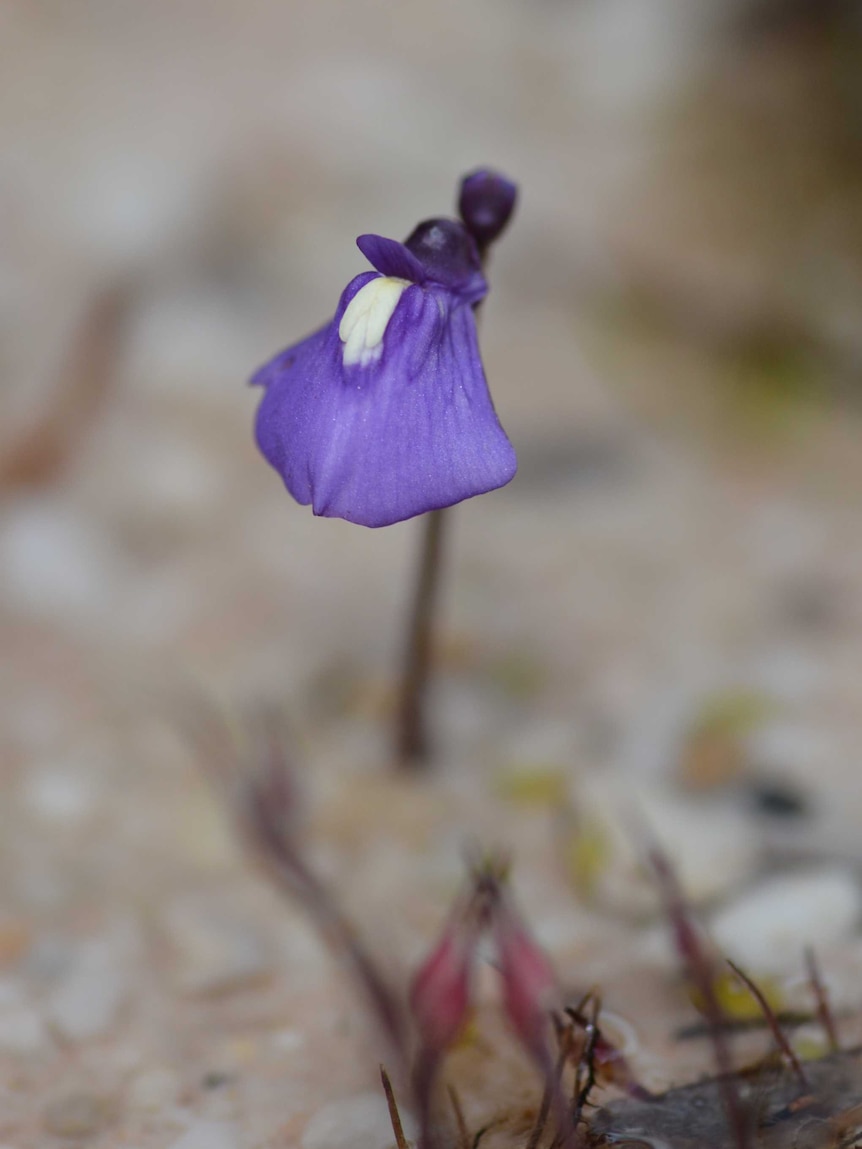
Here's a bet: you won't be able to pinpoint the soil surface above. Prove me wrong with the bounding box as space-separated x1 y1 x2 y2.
2 4 862 1147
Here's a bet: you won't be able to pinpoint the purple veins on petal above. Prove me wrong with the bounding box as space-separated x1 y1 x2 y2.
251 230 516 528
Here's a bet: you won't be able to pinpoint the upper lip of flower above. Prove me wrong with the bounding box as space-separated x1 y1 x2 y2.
356 223 487 305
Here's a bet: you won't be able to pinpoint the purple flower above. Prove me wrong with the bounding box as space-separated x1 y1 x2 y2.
252 218 517 528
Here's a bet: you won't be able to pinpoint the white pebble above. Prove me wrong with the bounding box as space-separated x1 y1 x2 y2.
44 929 134 1041
0 1006 47 1054
0 979 25 1009
168 1120 239 1149
113 432 223 522
128 1066 180 1112
574 776 758 914
0 499 119 621
749 649 825 702
21 764 96 824
66 150 201 269
711 869 861 973
746 720 829 772
269 1028 305 1054
47 964 126 1041
162 896 272 995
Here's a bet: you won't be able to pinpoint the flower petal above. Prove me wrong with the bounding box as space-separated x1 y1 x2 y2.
253 277 517 528
356 234 427 283
252 273 377 506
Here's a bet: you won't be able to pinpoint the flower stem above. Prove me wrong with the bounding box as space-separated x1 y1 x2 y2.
394 506 447 767
393 257 493 770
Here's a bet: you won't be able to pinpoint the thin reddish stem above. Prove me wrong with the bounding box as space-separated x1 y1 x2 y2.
805 946 839 1053
395 507 447 767
727 960 809 1091
381 1065 411 1149
649 847 752 1149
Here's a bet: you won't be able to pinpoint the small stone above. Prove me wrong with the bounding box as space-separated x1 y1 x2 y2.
118 432 223 524
0 979 25 1009
643 798 757 906
269 1027 305 1054
46 960 126 1042
128 1066 180 1112
0 498 119 621
162 896 272 995
25 934 77 982
750 649 825 703
0 1005 47 1054
168 1119 239 1149
215 1036 258 1071
748 777 808 819
302 1092 416 1149
44 928 134 1041
0 979 47 1054
569 776 758 915
22 763 96 825
43 1092 112 1139
711 869 861 973
174 792 240 871
747 720 827 775
201 1071 234 1091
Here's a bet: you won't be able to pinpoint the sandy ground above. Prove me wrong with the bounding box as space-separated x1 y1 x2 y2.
2 3 862 1147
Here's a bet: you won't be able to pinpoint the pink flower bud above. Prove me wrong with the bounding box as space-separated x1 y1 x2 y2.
409 899 482 1054
493 891 558 1060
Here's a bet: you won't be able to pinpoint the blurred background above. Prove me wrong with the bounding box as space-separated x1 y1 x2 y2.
2 2 862 1147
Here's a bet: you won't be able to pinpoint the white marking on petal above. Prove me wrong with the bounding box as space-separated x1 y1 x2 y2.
338 276 410 367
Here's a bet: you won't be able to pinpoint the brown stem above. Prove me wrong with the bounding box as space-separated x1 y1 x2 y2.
726 959 809 1091
413 1044 443 1149
381 1065 411 1149
448 1084 471 1149
0 281 131 490
394 506 447 767
649 847 752 1149
805 946 839 1053
191 701 408 1066
525 1026 573 1149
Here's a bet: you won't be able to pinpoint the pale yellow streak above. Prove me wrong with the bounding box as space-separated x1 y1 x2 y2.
338 276 411 367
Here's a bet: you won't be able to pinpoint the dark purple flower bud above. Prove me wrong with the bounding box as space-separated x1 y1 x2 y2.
251 228 516 528
402 218 485 297
458 169 518 252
